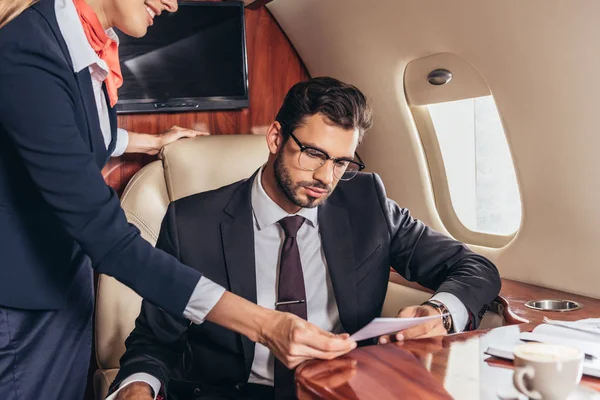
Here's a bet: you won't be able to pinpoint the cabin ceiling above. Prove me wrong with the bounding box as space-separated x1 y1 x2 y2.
267 0 600 298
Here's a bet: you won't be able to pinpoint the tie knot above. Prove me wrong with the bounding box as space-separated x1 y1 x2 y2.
278 216 305 238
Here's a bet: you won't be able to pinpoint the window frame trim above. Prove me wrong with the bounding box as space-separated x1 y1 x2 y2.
410 105 520 248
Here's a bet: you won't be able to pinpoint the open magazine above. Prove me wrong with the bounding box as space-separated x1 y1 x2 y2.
485 318 600 378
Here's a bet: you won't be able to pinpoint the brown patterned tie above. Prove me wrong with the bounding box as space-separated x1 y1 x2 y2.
274 216 306 399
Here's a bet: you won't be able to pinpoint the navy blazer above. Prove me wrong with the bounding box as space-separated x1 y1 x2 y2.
0 0 200 316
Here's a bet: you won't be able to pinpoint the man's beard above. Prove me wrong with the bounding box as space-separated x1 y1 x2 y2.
274 153 331 209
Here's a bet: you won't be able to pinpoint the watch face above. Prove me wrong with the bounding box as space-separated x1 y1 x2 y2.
443 315 452 332
422 301 452 332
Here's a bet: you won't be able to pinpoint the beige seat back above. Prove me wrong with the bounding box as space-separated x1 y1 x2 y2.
94 134 268 399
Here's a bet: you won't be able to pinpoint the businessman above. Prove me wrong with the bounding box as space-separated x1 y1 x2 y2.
108 77 501 400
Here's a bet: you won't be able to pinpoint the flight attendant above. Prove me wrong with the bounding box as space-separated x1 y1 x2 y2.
0 1 355 398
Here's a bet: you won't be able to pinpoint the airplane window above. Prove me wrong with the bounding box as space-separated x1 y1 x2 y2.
427 96 521 235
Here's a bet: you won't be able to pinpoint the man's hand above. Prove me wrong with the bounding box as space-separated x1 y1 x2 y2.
378 305 447 344
115 382 154 400
259 311 357 369
126 125 210 155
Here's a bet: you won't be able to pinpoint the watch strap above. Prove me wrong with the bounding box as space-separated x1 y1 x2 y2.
422 299 453 333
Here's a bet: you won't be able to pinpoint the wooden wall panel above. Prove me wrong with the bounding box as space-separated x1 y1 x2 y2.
102 6 309 195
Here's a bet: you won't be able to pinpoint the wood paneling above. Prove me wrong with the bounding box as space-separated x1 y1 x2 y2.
296 325 600 399
389 271 600 326
297 346 454 400
102 5 309 195
226 0 274 9
302 273 600 398
496 278 600 325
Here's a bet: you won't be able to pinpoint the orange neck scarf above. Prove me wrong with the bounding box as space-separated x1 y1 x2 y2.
73 0 123 107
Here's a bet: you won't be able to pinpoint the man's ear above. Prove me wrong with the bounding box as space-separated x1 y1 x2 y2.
265 122 283 155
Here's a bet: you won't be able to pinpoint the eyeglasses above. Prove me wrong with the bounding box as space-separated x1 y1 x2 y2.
285 129 365 181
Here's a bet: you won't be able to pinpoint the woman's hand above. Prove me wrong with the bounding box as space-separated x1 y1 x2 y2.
259 311 357 369
205 292 357 369
126 125 210 155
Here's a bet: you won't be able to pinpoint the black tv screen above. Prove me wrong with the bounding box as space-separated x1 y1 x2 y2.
115 2 248 114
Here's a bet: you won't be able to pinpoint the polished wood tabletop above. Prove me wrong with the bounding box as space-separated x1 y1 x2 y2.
296 279 600 399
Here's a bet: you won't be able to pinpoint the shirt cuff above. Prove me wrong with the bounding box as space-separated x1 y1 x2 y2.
183 276 226 324
111 128 129 157
105 373 161 400
430 292 469 333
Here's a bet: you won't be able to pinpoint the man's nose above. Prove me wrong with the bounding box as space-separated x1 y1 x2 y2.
313 160 335 186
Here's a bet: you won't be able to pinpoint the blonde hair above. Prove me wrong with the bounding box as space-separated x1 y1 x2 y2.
0 0 38 29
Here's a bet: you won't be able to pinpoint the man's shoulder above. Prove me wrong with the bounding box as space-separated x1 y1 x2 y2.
331 172 384 200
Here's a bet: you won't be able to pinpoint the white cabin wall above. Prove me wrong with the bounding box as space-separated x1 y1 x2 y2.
268 0 600 299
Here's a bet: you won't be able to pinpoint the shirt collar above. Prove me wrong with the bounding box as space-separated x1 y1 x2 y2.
251 167 319 231
54 0 119 76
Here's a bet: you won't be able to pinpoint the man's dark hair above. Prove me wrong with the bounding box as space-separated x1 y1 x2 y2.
275 77 373 143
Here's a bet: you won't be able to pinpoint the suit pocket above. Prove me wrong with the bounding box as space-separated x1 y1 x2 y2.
0 205 11 215
356 245 383 284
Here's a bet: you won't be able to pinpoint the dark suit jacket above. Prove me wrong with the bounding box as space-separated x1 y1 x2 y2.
0 0 199 315
112 172 501 399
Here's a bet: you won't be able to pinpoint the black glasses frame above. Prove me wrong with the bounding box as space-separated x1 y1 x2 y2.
285 130 366 177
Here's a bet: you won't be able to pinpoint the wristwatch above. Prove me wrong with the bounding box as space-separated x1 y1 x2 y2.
421 299 453 333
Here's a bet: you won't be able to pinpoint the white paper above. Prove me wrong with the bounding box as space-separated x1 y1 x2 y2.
542 318 600 336
520 331 600 359
533 323 600 343
350 314 447 341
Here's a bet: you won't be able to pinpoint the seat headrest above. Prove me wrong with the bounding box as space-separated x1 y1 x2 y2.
161 134 270 202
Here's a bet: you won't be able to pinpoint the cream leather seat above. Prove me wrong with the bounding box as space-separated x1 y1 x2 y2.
93 134 501 399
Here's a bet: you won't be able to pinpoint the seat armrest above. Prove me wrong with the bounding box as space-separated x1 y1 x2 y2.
94 368 119 400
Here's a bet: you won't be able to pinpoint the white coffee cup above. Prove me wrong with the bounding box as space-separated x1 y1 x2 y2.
513 343 584 400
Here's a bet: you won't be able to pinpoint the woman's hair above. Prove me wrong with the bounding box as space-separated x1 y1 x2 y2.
0 0 38 29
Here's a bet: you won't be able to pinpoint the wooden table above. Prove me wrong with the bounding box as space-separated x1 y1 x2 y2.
295 279 600 399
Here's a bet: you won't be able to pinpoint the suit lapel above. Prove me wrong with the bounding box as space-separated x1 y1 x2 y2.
33 0 108 168
319 198 359 334
76 69 108 167
104 84 118 163
221 175 258 375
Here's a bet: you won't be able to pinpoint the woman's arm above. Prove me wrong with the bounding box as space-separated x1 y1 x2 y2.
0 33 199 317
123 126 209 156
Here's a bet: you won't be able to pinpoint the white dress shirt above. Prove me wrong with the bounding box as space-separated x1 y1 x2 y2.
108 168 470 397
248 167 342 385
54 0 128 157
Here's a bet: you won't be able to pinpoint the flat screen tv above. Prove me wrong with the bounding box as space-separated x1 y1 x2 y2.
115 1 248 114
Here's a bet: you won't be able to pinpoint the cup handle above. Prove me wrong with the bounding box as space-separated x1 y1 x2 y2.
513 366 542 400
